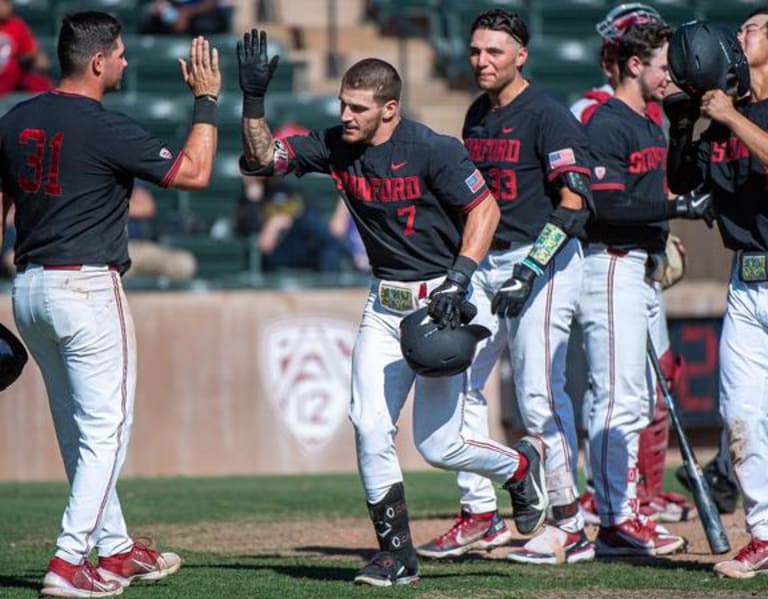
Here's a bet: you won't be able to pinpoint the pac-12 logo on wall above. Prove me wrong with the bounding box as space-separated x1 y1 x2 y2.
260 318 356 451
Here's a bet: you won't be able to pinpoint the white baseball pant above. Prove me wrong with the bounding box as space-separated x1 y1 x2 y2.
12 265 136 563
349 275 523 504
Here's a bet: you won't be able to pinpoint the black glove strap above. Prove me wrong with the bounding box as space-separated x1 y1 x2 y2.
446 255 477 289
243 95 265 119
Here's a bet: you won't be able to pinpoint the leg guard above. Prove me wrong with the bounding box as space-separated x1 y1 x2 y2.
638 350 684 499
367 483 418 564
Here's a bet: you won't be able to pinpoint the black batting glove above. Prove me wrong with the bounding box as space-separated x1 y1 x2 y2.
663 91 701 135
429 257 477 329
429 274 469 330
670 187 714 227
236 29 279 118
492 262 537 318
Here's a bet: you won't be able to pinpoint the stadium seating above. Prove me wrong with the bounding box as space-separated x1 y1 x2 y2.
525 37 604 104
159 234 255 278
13 0 55 36
700 0 762 32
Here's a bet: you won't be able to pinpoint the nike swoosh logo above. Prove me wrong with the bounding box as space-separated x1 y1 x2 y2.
391 161 407 171
502 127 515 134
690 194 710 208
500 280 524 293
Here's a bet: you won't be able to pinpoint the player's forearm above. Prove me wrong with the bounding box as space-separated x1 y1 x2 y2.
459 194 500 263
667 130 702 194
242 117 275 171
173 123 218 190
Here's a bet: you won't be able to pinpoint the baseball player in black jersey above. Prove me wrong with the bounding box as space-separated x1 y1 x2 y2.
416 9 596 565
237 29 549 587
0 12 219 598
579 21 712 557
667 9 768 578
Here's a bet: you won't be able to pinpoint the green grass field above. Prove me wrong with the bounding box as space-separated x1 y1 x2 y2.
1 471 766 598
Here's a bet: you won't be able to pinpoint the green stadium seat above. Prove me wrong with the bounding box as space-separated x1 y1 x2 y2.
645 0 697 29
158 235 252 277
101 92 188 146
525 37 604 104
54 0 141 35
183 152 242 222
368 0 441 36
535 0 607 38
292 173 340 220
13 0 54 36
700 1 760 32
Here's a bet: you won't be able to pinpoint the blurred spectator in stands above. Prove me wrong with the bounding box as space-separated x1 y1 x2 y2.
141 0 230 36
235 173 350 273
0 0 53 97
125 184 197 280
329 197 369 271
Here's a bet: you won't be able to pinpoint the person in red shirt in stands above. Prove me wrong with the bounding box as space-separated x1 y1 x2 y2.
0 0 52 96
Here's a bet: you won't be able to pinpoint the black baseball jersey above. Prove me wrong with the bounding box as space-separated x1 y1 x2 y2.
462 83 591 243
244 118 491 281
586 98 668 252
0 91 181 270
696 99 768 252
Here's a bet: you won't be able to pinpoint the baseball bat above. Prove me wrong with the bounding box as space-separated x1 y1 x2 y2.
647 334 730 555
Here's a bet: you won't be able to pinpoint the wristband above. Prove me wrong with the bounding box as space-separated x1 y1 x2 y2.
192 95 218 126
243 95 265 119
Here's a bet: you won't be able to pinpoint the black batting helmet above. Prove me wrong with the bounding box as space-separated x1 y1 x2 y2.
668 21 750 98
399 307 491 378
0 323 28 391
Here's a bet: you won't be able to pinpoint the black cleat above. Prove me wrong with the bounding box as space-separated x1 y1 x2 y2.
353 551 420 587
504 436 548 535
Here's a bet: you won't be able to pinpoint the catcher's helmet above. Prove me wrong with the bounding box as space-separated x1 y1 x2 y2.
596 3 664 41
0 323 28 391
668 21 750 98
399 307 491 378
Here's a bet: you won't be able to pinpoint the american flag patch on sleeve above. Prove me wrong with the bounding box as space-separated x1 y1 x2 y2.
465 169 485 193
548 148 576 170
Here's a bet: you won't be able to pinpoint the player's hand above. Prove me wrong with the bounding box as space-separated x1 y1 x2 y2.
491 263 537 318
672 187 714 227
237 29 279 99
178 36 221 98
428 276 469 330
701 89 738 127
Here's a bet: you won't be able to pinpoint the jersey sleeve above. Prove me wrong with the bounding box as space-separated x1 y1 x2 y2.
538 102 592 182
427 135 491 213
585 116 629 192
100 112 181 187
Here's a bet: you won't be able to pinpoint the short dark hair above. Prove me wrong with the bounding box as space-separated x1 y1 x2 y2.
341 58 401 103
471 8 530 47
616 21 673 79
58 11 122 78
746 9 768 21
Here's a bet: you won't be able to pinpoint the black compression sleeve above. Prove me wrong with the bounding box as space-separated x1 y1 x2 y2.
593 189 672 223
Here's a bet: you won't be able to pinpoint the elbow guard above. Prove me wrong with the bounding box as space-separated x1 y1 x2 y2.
239 138 289 177
559 170 595 214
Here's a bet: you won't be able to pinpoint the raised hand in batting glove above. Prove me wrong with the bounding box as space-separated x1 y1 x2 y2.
491 262 537 318
237 29 279 118
428 256 476 329
670 187 714 227
663 91 701 134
